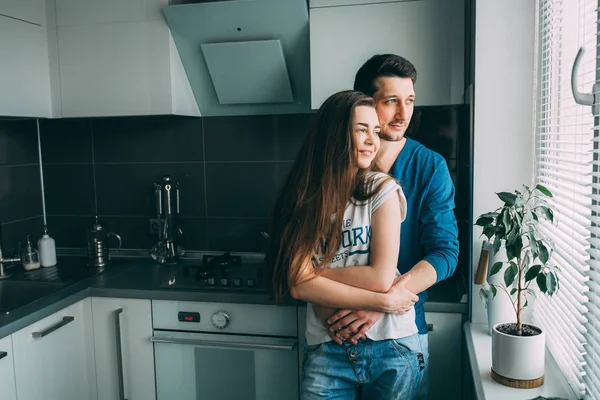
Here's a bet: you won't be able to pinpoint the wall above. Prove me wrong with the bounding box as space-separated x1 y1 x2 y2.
0 119 43 253
39 114 309 253
471 0 536 324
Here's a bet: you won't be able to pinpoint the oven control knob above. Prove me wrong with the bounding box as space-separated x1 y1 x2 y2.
211 311 230 329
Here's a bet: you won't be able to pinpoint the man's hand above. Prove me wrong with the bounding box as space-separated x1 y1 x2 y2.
384 274 419 313
327 309 385 345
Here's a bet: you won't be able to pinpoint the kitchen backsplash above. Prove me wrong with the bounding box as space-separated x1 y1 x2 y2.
0 119 44 252
1 106 469 261
39 114 310 252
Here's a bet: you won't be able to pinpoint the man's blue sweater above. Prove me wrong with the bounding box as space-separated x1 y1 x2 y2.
389 138 459 334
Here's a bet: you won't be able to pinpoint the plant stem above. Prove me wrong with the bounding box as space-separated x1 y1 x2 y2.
517 257 523 335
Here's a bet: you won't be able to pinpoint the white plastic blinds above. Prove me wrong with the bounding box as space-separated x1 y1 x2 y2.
533 0 596 397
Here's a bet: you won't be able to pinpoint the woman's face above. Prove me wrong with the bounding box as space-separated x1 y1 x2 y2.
352 105 381 169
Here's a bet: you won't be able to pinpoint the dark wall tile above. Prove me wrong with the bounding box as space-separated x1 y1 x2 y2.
99 216 155 250
1 216 44 254
95 163 205 217
39 119 93 163
206 218 266 252
0 119 39 166
203 115 277 161
44 164 95 215
205 162 287 218
274 113 312 160
93 116 204 162
177 217 207 250
46 215 91 248
0 166 43 222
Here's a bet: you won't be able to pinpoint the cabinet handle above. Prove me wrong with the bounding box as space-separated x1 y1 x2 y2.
114 308 128 400
32 316 74 338
427 324 434 332
0 351 7 361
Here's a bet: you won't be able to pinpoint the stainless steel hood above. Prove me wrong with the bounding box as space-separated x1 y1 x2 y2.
162 0 311 116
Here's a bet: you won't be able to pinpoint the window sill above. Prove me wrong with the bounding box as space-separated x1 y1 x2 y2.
464 322 578 400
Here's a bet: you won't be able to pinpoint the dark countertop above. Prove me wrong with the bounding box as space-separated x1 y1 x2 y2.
0 256 468 339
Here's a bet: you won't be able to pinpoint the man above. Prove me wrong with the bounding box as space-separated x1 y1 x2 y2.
316 54 459 399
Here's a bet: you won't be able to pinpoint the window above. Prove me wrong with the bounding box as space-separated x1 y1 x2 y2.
533 0 597 397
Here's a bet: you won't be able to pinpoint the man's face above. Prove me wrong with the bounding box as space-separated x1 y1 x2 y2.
372 77 415 142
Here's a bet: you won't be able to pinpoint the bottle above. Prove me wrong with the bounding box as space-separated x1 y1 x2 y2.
38 225 57 267
21 235 41 271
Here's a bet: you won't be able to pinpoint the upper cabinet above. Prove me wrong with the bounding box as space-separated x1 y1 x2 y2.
0 0 46 25
54 0 199 117
309 0 465 108
0 11 53 118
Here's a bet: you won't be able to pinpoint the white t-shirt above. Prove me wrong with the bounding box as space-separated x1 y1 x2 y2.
304 172 418 346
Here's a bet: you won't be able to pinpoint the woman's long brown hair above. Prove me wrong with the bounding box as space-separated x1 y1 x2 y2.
265 90 391 304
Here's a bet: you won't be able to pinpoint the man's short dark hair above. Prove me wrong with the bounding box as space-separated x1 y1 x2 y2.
353 54 417 97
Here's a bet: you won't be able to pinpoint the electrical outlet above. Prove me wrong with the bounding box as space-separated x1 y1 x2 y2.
149 218 162 234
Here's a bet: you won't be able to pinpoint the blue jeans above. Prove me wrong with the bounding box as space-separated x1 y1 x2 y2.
415 333 429 400
301 334 425 400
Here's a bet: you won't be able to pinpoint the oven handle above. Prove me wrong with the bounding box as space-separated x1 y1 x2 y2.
150 336 296 351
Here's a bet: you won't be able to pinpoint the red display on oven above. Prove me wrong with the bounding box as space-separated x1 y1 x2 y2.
178 312 200 323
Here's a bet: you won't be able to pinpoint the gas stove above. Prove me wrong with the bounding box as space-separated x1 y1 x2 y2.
159 252 268 293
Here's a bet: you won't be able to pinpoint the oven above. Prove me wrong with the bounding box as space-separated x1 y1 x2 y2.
151 300 299 400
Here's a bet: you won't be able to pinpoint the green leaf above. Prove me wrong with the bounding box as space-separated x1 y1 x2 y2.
479 288 489 306
502 209 512 233
546 272 558 295
479 212 499 219
540 206 554 223
524 298 529 308
475 216 494 227
535 184 553 198
491 284 497 298
525 265 542 282
510 288 517 296
493 239 502 255
531 212 539 222
483 225 495 239
504 262 518 287
529 232 538 255
539 242 549 264
489 261 503 277
497 192 517 205
537 272 548 293
515 196 525 207
506 234 523 260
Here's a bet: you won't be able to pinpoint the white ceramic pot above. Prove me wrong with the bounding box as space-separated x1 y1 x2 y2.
492 323 545 381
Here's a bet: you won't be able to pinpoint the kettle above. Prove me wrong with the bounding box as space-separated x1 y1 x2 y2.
87 216 122 269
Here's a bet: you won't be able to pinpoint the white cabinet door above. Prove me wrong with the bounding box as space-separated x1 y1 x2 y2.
0 0 45 26
0 335 17 400
57 19 173 117
309 0 464 108
12 299 97 400
425 312 463 400
0 15 52 117
92 297 155 400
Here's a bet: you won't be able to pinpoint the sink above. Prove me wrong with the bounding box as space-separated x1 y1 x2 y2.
0 281 65 313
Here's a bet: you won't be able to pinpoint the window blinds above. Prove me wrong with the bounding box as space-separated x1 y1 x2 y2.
533 0 596 397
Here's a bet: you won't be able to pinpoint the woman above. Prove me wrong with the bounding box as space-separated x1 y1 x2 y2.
266 90 424 399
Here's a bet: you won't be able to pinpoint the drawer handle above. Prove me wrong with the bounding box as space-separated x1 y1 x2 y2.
32 316 75 338
114 308 128 400
427 324 434 332
0 351 7 361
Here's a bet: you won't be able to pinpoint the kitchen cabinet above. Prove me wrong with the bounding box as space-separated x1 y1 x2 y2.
12 299 97 400
54 0 200 117
309 0 465 108
0 0 45 25
92 297 156 400
0 14 53 117
426 311 464 400
0 335 17 400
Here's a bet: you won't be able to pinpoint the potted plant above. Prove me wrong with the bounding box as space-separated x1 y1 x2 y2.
475 184 559 388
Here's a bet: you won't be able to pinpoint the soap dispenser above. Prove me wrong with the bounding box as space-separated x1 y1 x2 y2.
38 225 57 267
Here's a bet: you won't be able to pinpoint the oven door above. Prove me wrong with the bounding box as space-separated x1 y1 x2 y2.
152 331 299 400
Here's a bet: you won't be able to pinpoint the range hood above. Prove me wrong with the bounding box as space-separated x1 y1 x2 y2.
162 0 311 116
